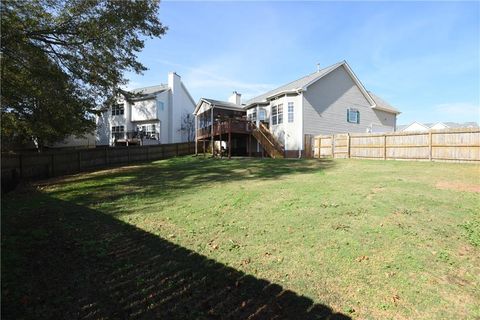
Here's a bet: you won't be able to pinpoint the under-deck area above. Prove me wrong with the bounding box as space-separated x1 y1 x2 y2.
195 100 285 159
196 119 258 158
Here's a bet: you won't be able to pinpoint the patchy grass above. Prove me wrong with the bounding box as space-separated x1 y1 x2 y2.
2 156 479 319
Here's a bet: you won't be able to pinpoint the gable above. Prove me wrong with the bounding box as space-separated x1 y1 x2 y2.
305 65 371 107
402 122 429 132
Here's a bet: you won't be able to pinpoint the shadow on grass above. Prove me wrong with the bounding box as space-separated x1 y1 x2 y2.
42 156 336 208
2 191 350 320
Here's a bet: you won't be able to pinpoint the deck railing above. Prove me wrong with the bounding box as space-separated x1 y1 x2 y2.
112 131 160 141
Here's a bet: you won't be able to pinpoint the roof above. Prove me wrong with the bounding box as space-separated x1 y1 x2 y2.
202 98 243 110
368 91 400 114
398 121 479 131
244 60 399 114
443 122 479 128
193 98 244 114
131 84 168 95
245 61 344 106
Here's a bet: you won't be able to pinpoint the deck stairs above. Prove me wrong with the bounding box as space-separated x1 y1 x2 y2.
250 122 285 159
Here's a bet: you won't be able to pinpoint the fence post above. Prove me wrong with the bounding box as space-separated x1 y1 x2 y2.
127 147 131 163
429 131 433 161
383 135 387 160
146 146 149 161
50 153 55 177
105 147 109 166
77 151 81 171
331 135 335 158
19 154 24 178
176 143 179 156
162 144 165 158
346 134 351 159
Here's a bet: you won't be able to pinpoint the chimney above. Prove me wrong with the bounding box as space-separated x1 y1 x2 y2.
316 63 321 72
228 91 241 105
168 71 181 93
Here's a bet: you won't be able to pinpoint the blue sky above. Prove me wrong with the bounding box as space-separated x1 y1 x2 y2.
126 1 480 125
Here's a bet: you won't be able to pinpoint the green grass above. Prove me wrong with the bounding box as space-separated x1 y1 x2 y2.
2 156 479 319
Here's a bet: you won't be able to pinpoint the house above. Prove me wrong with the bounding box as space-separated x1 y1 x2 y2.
193 60 400 158
47 133 96 149
397 121 479 132
96 72 196 146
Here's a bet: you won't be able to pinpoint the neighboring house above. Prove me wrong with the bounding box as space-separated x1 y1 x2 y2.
397 121 479 132
96 72 196 146
48 133 96 149
194 60 400 158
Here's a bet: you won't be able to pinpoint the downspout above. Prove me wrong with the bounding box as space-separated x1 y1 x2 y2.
299 91 303 159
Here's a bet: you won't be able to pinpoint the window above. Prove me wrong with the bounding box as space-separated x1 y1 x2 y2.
272 105 278 125
157 101 164 111
111 125 125 139
137 124 157 139
112 104 124 116
288 102 294 123
247 108 257 122
277 104 283 124
259 109 266 121
347 108 360 124
111 125 124 133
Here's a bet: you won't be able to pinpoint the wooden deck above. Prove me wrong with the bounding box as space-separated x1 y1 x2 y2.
196 119 253 140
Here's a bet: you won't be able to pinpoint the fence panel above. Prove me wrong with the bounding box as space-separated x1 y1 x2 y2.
313 128 479 163
1 142 196 187
334 134 349 159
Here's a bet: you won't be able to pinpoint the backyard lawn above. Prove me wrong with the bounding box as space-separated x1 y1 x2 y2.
2 156 479 319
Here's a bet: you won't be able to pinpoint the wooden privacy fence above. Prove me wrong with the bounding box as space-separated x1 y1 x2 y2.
311 128 480 162
1 142 196 186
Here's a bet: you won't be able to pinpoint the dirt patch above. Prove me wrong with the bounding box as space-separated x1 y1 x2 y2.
436 181 480 193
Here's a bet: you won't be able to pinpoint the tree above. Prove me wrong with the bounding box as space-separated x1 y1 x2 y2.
179 112 195 142
1 0 166 150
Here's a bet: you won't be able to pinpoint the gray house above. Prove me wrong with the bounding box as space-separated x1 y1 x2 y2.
194 60 400 158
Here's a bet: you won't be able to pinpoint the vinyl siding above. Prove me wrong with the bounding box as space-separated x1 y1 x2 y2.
302 66 396 135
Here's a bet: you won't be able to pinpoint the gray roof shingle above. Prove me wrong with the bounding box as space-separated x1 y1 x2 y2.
244 61 398 114
131 84 168 95
202 98 244 110
368 91 399 114
245 62 344 106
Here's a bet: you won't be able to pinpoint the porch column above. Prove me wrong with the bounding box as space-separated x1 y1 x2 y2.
194 113 198 155
210 107 214 156
228 118 232 159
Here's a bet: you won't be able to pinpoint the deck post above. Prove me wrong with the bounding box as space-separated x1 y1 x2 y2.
248 133 252 157
195 114 198 155
228 118 232 159
203 139 206 158
210 107 214 157
219 120 222 158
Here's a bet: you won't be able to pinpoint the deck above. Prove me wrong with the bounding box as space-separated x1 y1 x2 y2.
196 119 253 140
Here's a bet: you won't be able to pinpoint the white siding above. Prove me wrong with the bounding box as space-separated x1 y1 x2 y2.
302 66 396 135
430 123 449 130
168 73 196 143
49 133 96 149
402 122 429 132
268 94 303 151
131 99 158 121
96 111 110 146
